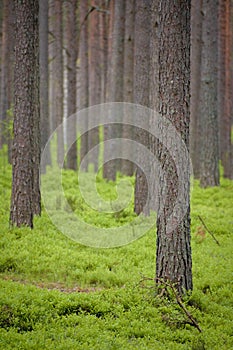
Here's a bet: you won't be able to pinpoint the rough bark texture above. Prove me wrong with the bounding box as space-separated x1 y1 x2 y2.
156 0 192 295
88 2 101 172
199 0 220 187
190 0 202 179
40 0 51 171
218 0 233 179
122 0 135 177
10 0 40 227
65 0 77 171
103 0 125 181
134 0 151 216
79 0 89 172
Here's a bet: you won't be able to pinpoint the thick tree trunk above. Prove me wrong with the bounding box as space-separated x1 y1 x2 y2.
134 0 151 216
10 0 40 227
156 0 192 295
103 0 125 181
79 0 89 172
122 0 135 177
65 0 77 171
190 0 202 179
199 0 220 187
39 0 51 171
218 0 233 179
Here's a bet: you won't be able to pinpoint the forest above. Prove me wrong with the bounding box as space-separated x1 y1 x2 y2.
0 0 233 349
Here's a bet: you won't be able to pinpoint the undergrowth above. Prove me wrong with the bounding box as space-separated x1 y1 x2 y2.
0 151 232 349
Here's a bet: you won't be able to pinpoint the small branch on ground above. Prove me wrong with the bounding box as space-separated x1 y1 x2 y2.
198 215 220 245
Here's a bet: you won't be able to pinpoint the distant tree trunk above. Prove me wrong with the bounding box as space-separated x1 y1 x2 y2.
0 0 14 152
52 0 64 167
99 0 109 103
122 0 135 177
10 0 40 227
218 0 233 179
65 0 77 171
134 0 151 216
88 2 101 172
199 0 220 187
103 0 125 181
190 0 202 179
156 0 192 296
79 0 89 172
39 0 51 171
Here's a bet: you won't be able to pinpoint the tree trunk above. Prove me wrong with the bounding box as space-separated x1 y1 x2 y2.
103 0 125 181
65 0 77 171
39 0 51 171
88 2 101 172
218 0 233 179
10 0 40 227
121 0 135 177
199 0 220 187
51 0 64 167
79 0 89 172
190 0 203 179
134 0 151 216
0 0 14 152
156 0 192 295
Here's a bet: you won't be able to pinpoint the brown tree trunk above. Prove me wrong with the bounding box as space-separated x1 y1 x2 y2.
199 0 220 187
65 0 77 171
121 0 135 177
79 0 89 172
156 0 192 295
103 0 125 181
51 0 64 167
10 0 40 227
40 0 51 171
190 0 203 179
134 0 151 216
88 2 101 172
218 0 233 179
0 0 14 152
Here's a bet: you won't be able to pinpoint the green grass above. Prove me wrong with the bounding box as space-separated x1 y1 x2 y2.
0 152 233 349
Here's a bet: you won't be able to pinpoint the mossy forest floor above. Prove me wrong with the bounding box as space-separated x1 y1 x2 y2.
0 155 233 349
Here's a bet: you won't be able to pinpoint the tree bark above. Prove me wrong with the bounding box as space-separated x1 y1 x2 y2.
190 0 203 179
218 0 233 179
79 0 89 172
88 1 101 172
156 0 192 295
199 0 220 187
65 0 78 171
10 0 40 227
39 0 51 171
134 0 151 216
122 0 135 177
103 0 125 181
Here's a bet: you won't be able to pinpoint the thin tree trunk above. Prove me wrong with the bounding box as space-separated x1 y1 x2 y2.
40 0 51 171
65 0 77 171
218 0 233 179
134 0 151 216
88 2 101 172
199 0 220 187
190 0 203 179
122 0 135 177
103 0 125 181
156 0 192 295
79 0 89 172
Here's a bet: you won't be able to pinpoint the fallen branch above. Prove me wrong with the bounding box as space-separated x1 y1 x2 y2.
198 215 220 246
